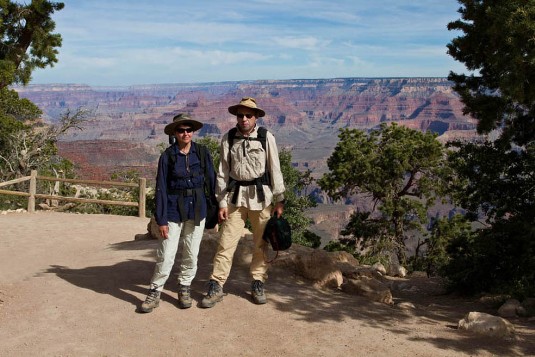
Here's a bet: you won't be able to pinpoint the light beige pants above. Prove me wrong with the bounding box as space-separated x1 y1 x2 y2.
150 219 205 290
210 205 272 286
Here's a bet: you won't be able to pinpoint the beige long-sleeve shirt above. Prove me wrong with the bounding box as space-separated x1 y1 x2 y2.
216 126 285 210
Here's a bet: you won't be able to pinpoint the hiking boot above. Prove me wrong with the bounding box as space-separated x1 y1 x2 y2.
251 280 267 305
200 280 224 308
140 288 160 313
178 284 192 309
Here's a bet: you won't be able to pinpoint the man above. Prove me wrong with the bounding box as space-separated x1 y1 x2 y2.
140 113 216 313
201 97 285 307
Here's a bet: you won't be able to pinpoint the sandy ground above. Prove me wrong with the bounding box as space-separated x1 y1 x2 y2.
0 211 534 357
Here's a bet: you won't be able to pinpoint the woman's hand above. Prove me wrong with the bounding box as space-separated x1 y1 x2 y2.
159 225 169 239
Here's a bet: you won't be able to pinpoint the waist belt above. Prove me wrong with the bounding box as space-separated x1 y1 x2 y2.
226 176 270 205
168 188 196 196
167 187 204 226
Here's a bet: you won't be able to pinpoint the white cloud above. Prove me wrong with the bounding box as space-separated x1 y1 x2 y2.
272 36 330 51
31 0 465 85
147 47 268 66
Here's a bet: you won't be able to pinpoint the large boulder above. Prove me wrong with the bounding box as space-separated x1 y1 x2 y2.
344 265 387 282
497 299 521 318
341 276 393 305
293 249 344 289
458 312 515 339
387 263 407 277
271 246 344 289
329 250 360 274
372 262 387 275
271 246 393 304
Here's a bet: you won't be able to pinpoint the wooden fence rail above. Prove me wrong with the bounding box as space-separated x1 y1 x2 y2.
0 170 147 218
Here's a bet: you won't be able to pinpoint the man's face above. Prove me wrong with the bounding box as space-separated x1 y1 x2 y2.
236 107 257 133
174 125 194 145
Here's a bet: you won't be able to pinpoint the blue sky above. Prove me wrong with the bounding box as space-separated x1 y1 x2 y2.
31 0 467 86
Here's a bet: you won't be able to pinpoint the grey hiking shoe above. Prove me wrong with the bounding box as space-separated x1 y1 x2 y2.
200 280 224 308
140 288 160 313
251 280 267 305
178 284 192 309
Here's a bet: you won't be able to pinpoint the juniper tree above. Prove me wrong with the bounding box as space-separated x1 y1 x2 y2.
319 123 448 265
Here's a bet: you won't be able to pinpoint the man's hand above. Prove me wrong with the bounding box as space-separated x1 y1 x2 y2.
272 201 284 218
219 207 228 223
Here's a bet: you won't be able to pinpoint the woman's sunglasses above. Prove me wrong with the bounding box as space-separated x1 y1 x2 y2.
176 128 194 134
237 113 254 119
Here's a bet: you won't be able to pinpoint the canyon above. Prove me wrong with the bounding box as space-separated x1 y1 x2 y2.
16 77 477 181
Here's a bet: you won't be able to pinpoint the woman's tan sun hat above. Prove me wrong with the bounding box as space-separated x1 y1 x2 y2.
164 113 203 135
228 97 265 117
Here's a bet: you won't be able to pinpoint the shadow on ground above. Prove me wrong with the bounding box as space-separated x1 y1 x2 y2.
45 235 535 357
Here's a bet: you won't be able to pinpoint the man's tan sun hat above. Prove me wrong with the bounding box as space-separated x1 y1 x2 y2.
164 113 203 135
228 97 265 117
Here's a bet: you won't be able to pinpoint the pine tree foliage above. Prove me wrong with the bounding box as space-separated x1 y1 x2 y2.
447 0 535 145
445 0 535 296
0 0 64 88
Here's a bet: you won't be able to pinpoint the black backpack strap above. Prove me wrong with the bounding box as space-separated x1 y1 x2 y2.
227 127 238 170
228 127 238 144
195 141 206 171
226 126 271 204
165 146 176 181
255 126 271 187
193 142 214 198
165 146 176 165
256 126 267 151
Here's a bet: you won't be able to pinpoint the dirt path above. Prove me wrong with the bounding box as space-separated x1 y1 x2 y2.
0 212 533 356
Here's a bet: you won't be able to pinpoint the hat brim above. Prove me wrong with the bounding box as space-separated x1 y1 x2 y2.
228 104 265 118
164 119 203 135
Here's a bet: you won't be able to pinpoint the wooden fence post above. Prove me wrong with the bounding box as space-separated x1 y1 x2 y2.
138 178 146 218
28 170 37 213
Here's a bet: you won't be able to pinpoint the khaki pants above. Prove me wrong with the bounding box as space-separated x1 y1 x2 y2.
210 205 272 286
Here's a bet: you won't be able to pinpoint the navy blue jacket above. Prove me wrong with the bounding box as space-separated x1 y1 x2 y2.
155 142 216 226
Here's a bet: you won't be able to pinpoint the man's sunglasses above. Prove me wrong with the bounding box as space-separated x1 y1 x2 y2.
176 128 194 134
237 113 254 119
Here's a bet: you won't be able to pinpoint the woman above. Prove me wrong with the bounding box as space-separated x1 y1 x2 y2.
140 113 216 312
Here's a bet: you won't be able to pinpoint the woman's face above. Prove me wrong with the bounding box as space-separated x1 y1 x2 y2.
174 125 194 145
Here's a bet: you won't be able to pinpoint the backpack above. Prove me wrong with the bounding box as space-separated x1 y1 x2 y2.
226 126 271 204
262 215 292 262
228 126 268 152
165 142 218 229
